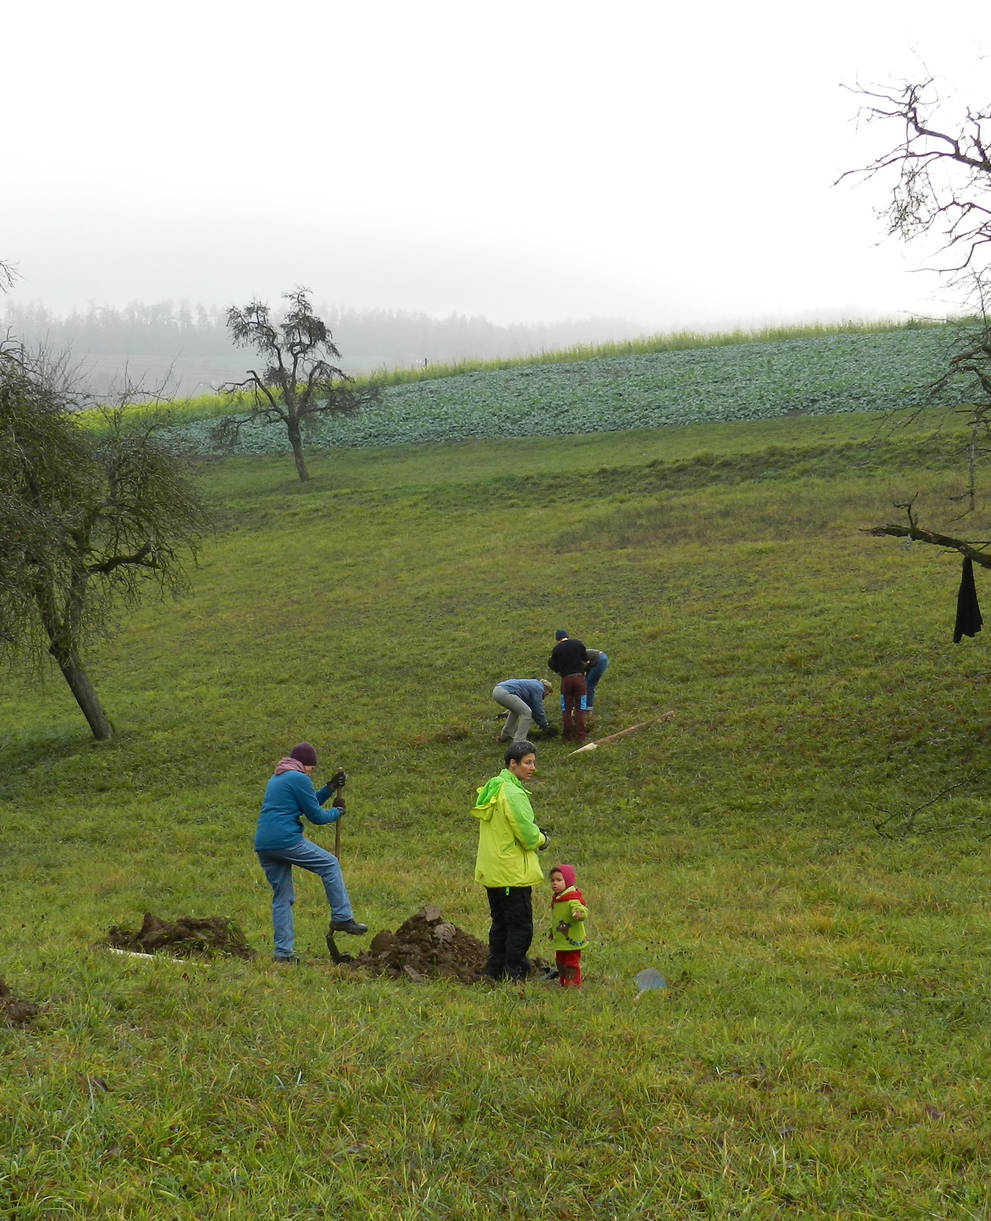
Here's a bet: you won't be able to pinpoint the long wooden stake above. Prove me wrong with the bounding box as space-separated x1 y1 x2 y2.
569 710 675 755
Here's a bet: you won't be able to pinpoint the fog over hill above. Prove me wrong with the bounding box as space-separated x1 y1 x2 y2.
1 301 646 399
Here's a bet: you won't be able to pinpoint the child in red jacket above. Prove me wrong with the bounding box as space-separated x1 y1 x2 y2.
548 864 589 988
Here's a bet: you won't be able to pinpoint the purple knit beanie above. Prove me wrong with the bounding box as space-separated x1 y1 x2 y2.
289 742 318 766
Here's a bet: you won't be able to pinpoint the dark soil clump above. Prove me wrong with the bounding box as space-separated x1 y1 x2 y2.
330 904 488 983
107 913 256 960
0 977 39 1027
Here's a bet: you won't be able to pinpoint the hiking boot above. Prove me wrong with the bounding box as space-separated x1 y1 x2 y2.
273 954 300 964
329 918 368 936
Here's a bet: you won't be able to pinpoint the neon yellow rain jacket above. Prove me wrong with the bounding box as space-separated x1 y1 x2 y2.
471 768 546 888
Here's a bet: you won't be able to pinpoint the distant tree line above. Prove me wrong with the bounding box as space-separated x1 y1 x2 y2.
3 300 231 356
0 299 643 392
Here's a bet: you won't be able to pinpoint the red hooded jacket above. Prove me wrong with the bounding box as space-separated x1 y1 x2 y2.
549 863 589 949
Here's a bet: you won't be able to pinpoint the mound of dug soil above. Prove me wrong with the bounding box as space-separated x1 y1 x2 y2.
1 977 39 1027
331 905 488 983
106 913 256 960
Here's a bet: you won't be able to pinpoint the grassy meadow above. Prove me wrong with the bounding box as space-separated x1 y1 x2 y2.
2 366 991 1217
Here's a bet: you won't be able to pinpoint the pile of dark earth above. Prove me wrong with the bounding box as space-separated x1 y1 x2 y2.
1 977 39 1026
329 905 489 982
106 913 256 959
331 905 553 984
105 906 550 982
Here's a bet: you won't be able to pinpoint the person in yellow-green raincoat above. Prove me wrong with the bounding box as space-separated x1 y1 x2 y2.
471 740 549 981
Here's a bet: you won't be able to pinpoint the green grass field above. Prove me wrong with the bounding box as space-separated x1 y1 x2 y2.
2 345 990 1218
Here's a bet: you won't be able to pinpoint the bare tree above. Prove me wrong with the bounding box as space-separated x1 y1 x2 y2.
218 287 380 481
843 78 991 281
0 339 211 739
842 76 991 564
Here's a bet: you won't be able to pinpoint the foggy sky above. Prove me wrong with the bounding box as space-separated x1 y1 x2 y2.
4 0 988 333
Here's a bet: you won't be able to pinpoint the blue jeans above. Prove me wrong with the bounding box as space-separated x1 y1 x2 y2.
585 652 608 709
257 840 353 958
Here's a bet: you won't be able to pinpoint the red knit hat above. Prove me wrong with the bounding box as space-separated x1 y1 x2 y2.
551 864 576 888
289 742 317 766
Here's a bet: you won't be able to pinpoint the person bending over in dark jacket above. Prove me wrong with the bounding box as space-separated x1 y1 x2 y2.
547 629 589 744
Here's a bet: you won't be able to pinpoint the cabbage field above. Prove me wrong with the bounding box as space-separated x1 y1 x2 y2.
161 323 972 455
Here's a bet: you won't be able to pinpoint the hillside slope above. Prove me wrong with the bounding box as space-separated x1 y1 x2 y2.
158 324 970 455
1 400 989 1219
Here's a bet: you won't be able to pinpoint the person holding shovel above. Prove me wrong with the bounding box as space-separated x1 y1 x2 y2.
254 741 367 962
471 740 549 982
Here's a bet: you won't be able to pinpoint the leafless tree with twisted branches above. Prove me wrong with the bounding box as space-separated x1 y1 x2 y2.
842 74 991 564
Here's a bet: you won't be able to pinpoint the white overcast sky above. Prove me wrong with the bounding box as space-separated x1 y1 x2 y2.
3 0 988 333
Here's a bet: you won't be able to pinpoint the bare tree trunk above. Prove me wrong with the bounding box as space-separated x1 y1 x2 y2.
291 440 309 482
287 417 309 482
33 571 115 739
50 644 115 740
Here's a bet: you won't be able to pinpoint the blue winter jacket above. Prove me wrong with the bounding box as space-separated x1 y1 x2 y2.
495 679 550 727
253 770 342 852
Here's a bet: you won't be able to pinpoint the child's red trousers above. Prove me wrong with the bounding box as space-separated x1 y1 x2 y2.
555 949 582 988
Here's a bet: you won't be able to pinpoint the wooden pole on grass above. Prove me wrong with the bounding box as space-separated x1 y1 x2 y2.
569 710 676 755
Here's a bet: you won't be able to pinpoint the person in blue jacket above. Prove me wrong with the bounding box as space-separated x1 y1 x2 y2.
493 678 558 743
254 741 368 962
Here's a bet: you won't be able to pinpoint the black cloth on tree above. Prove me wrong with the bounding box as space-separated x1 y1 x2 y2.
953 556 983 643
